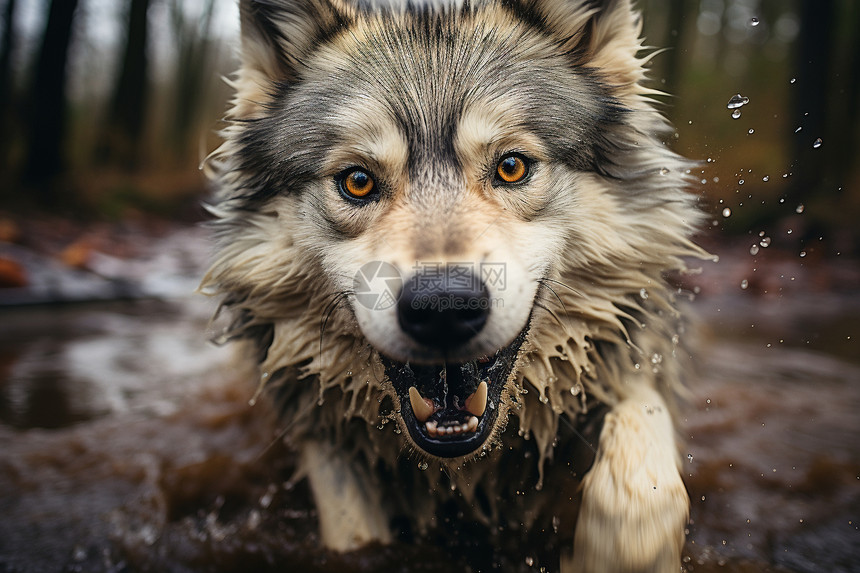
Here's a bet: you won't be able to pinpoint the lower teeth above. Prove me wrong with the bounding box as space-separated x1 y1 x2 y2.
425 416 479 437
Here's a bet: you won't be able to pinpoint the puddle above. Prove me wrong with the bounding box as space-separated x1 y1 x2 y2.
0 298 227 429
0 237 858 572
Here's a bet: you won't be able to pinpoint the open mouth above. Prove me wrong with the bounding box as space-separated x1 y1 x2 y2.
381 329 529 458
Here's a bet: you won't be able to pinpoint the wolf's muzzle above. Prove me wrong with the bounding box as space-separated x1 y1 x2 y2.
397 268 490 349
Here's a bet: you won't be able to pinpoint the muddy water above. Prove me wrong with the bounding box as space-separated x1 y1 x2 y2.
0 253 858 572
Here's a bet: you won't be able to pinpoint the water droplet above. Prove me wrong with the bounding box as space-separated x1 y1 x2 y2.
640 288 649 299
812 137 823 148
760 237 772 248
762 175 769 182
748 129 755 134
688 453 694 463
799 251 807 258
790 78 796 84
740 279 749 289
794 126 802 133
650 353 663 364
722 207 732 218
796 203 805 213
751 17 760 26
739 179 745 185
749 244 760 255
727 94 750 109
659 167 669 175
418 461 428 470
731 109 742 119
525 556 535 567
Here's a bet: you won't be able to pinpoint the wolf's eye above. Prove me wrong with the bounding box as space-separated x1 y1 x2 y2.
495 154 529 184
339 168 376 199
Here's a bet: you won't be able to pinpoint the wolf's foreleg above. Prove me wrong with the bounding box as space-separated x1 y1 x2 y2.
300 441 393 551
563 385 688 573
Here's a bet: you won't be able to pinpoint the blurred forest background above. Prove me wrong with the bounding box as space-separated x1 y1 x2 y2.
0 0 858 252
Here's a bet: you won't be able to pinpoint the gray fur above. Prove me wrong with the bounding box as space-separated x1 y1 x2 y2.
202 0 708 569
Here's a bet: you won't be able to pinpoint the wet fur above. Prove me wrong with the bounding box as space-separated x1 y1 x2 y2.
202 0 707 570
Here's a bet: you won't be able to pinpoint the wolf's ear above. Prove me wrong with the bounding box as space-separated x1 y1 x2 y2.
534 0 646 88
238 0 350 81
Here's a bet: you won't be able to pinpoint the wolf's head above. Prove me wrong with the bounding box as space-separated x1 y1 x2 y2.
204 0 703 462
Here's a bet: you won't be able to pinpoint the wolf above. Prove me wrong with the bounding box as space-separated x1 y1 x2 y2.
202 0 706 570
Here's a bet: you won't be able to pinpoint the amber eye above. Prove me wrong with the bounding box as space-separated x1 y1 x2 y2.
340 168 376 199
496 154 528 183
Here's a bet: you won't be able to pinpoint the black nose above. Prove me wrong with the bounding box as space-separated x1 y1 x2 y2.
397 268 490 349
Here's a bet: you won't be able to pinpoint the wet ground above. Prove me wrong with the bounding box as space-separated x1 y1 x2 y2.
0 227 858 573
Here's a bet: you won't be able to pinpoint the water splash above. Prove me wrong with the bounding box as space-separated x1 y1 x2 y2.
727 94 750 109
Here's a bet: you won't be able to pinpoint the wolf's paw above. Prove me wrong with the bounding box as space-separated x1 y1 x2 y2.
300 442 393 551
564 386 688 573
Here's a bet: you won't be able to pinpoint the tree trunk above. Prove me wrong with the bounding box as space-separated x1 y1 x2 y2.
169 0 216 162
97 0 151 169
22 0 79 200
0 0 18 173
782 0 836 243
660 0 689 100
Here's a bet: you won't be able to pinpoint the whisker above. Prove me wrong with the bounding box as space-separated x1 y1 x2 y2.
559 414 597 455
534 301 565 328
319 291 352 356
254 397 319 462
541 277 585 298
538 279 567 314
